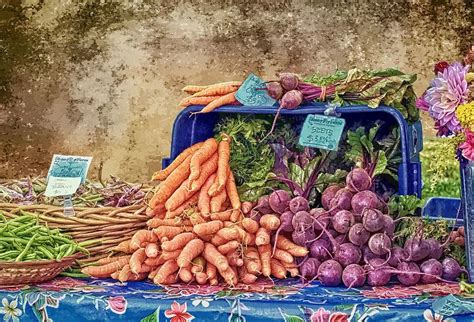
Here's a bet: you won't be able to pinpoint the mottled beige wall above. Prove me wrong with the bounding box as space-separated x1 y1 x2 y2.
0 0 472 181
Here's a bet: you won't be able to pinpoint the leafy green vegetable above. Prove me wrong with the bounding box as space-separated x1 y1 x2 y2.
304 69 348 86
388 195 423 218
315 169 347 193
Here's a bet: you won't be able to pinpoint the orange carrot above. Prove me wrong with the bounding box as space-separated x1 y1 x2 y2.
217 240 240 254
211 234 228 245
247 233 256 246
230 209 242 223
195 271 208 285
270 259 287 279
97 255 131 265
275 236 309 257
151 142 204 181
210 188 227 213
82 257 131 278
202 243 229 273
189 153 219 192
242 218 259 234
216 226 240 241
165 193 199 219
273 249 294 264
227 250 244 267
189 138 218 184
180 95 221 108
286 266 299 277
209 277 218 286
153 226 189 239
144 256 165 267
153 259 179 284
189 212 206 226
239 266 258 284
182 85 208 94
146 204 166 218
161 232 195 252
244 247 261 275
190 256 206 274
145 243 160 258
147 217 188 228
258 244 272 277
161 249 182 261
206 262 217 280
255 227 271 246
192 82 241 97
221 266 238 286
193 92 237 114
260 214 281 231
198 174 216 215
177 239 205 268
165 179 191 211
110 271 120 279
193 220 224 237
131 230 158 250
209 138 231 196
148 268 159 279
161 273 178 285
150 154 192 207
179 265 194 283
210 210 232 221
114 240 133 254
130 248 147 274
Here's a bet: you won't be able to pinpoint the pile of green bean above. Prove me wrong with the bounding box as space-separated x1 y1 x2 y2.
0 213 88 262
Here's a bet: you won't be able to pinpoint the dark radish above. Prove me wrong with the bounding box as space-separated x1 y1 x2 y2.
342 264 366 288
300 258 321 280
335 234 348 245
266 81 284 100
420 259 443 284
317 259 343 286
381 215 395 237
269 190 291 214
368 233 391 256
348 223 370 246
366 258 392 286
351 190 379 214
396 262 421 286
334 243 362 267
362 208 384 232
255 195 273 214
425 238 443 260
442 257 462 281
310 239 333 261
320 228 338 241
346 168 372 192
289 196 309 214
278 72 299 91
292 211 313 231
265 90 304 138
404 238 430 262
330 188 353 211
332 210 355 234
362 245 380 263
321 185 341 210
292 228 316 247
310 208 330 230
387 246 408 267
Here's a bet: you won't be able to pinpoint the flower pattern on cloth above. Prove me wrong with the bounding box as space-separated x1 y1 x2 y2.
165 301 194 322
107 296 127 315
423 309 455 322
0 298 22 322
191 297 213 308
361 283 461 299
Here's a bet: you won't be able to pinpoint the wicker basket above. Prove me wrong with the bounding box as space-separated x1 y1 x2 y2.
0 203 150 265
0 255 79 287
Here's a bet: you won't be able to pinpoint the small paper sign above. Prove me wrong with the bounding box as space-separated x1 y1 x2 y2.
44 155 92 197
298 114 345 150
235 73 276 106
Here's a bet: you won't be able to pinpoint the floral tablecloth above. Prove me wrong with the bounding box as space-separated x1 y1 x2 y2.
0 278 473 322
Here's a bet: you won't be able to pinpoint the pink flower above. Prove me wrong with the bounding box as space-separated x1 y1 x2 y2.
36 277 87 291
310 308 330 322
165 301 194 322
460 129 474 161
416 94 429 111
425 62 469 133
423 309 446 322
434 61 449 74
107 296 127 315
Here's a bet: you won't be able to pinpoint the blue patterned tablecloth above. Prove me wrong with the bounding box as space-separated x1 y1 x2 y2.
0 278 473 322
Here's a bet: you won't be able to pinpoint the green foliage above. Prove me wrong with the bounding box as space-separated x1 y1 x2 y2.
388 195 423 218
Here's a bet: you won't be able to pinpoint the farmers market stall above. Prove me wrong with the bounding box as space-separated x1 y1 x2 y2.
1 58 474 322
1 277 473 321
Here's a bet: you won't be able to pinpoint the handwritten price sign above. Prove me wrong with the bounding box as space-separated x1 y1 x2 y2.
299 114 345 151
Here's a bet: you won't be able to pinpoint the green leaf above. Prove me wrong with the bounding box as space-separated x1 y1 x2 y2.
289 163 305 189
141 308 160 322
388 195 422 217
282 314 304 322
373 151 387 177
316 169 348 192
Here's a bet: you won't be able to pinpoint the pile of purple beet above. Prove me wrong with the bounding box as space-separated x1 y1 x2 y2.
244 167 464 288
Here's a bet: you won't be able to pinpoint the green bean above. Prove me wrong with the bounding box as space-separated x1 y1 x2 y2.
38 246 55 259
15 233 38 261
11 222 36 234
59 271 88 278
0 250 20 259
78 239 101 247
64 244 76 257
51 235 74 244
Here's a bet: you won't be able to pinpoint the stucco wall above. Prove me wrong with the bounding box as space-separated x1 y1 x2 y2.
0 0 472 181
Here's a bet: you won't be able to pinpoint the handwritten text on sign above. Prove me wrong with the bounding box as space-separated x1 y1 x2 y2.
44 155 92 197
298 114 345 151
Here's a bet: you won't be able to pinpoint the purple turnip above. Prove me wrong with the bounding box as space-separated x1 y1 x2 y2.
334 243 362 267
300 258 321 280
332 210 355 234
442 257 462 281
292 228 316 247
381 215 395 237
404 238 430 262
342 264 366 288
310 239 333 261
335 234 348 245
278 72 299 91
321 185 341 210
362 245 380 263
368 233 391 256
348 223 370 246
310 208 330 230
366 258 392 286
396 262 421 286
351 190 379 214
362 208 384 232
269 190 291 214
425 238 443 260
292 211 313 231
346 168 372 192
329 188 353 211
317 259 343 286
266 81 284 100
387 246 408 267
255 195 273 214
420 259 443 284
289 196 309 214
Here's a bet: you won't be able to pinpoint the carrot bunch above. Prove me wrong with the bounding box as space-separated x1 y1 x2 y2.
179 81 242 114
82 138 309 286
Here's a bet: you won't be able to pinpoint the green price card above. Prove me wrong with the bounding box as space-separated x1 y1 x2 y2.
298 114 345 150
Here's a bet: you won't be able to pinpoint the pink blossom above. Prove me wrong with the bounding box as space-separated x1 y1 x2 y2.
165 301 194 322
460 130 474 161
107 296 127 315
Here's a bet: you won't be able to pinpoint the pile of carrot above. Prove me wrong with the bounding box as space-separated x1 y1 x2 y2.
179 81 242 114
82 137 308 286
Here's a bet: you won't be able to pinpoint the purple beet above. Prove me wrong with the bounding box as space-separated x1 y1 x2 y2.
266 81 284 100
329 188 353 211
280 90 303 110
321 185 342 210
346 168 372 192
351 190 379 214
279 72 299 91
420 259 443 284
342 264 366 288
289 196 309 214
310 239 333 261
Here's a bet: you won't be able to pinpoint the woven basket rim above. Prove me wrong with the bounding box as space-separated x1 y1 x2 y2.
0 254 80 268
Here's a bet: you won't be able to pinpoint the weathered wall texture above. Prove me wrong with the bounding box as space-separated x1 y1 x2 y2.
0 0 472 180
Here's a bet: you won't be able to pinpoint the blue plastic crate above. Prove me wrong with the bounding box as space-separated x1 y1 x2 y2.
460 161 473 281
422 197 463 225
163 103 423 197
